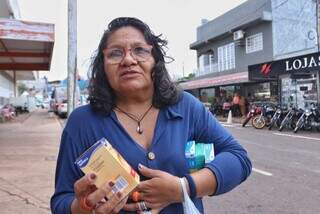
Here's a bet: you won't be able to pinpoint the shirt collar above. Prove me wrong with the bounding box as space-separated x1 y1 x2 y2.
165 105 183 120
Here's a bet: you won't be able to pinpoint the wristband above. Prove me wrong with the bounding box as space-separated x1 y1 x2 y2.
183 174 196 198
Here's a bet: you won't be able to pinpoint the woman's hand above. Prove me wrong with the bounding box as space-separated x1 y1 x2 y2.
71 173 128 214
123 164 182 212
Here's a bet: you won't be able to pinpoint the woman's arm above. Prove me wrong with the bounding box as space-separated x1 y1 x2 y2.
191 96 252 196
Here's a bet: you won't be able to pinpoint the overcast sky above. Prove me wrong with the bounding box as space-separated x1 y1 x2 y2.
17 0 246 81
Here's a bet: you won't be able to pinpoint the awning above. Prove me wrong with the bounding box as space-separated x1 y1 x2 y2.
0 18 54 80
179 71 249 90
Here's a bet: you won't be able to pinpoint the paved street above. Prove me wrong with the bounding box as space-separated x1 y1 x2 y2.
0 109 61 214
203 122 320 214
1 111 320 213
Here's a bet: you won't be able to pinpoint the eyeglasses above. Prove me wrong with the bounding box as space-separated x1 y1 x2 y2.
103 44 153 64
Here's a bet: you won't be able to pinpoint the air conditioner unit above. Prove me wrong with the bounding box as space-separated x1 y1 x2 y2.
233 30 245 40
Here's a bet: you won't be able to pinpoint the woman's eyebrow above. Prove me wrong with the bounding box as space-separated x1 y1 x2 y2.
106 42 149 49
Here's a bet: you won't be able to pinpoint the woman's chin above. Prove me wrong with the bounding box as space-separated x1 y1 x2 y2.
119 83 146 93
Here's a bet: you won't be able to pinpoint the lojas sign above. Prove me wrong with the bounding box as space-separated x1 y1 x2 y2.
248 52 320 80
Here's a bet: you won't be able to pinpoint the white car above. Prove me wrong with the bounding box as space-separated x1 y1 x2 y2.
57 101 68 118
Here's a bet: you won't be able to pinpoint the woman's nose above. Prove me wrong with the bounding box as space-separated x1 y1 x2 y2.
120 51 137 66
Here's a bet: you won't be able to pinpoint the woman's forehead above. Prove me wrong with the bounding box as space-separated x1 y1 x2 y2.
106 26 147 47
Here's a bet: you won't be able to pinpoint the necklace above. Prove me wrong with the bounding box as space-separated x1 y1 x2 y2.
115 105 153 134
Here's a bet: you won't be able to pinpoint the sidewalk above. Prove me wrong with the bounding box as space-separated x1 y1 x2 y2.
0 109 62 214
215 115 244 124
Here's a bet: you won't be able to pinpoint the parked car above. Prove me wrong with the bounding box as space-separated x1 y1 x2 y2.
57 100 68 118
41 99 51 109
51 86 80 118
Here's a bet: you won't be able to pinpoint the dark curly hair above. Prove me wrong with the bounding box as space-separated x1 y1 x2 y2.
88 17 181 115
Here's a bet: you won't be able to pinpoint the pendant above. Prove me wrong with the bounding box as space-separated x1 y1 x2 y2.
136 125 143 134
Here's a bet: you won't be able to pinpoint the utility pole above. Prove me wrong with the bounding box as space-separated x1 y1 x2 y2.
317 0 320 51
67 0 77 117
182 61 185 78
317 0 320 104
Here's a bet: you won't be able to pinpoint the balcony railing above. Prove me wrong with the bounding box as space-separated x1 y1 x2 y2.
195 63 219 77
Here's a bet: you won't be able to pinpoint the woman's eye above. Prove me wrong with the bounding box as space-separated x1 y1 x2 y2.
134 47 149 54
108 49 123 57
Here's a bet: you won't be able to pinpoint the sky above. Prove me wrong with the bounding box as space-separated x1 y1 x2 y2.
17 0 247 81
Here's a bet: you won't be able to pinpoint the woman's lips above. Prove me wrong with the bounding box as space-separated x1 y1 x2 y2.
120 70 140 77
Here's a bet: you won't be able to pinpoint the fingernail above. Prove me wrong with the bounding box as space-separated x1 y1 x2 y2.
116 191 122 198
138 163 144 169
109 181 114 187
90 173 96 180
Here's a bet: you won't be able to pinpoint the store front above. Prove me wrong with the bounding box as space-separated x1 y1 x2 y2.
0 18 54 97
180 71 249 100
249 51 320 109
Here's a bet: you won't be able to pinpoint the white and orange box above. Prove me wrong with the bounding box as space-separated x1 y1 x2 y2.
75 138 140 198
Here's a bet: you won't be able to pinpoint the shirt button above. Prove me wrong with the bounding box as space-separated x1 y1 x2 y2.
148 152 155 160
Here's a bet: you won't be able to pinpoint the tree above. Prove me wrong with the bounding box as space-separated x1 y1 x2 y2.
187 73 195 79
17 83 28 96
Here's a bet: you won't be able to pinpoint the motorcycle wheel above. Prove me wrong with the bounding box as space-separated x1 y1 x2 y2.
242 117 251 127
278 118 287 131
293 125 300 133
304 118 312 131
293 118 303 133
290 117 298 130
252 116 266 129
268 119 275 130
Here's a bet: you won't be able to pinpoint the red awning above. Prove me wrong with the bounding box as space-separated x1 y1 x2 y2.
0 18 54 78
179 71 249 90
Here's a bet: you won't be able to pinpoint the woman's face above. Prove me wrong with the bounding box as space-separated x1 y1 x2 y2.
103 26 155 95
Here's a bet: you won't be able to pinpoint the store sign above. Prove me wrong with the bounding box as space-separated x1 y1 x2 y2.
248 52 320 80
285 55 320 72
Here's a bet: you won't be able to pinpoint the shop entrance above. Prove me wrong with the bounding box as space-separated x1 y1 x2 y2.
280 72 318 109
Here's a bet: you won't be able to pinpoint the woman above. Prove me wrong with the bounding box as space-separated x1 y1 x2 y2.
51 17 252 214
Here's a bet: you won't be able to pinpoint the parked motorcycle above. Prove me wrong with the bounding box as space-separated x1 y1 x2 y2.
294 106 320 133
268 106 287 130
278 107 302 131
252 104 276 129
0 104 16 122
242 104 261 127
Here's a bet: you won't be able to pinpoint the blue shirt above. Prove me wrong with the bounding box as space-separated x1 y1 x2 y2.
51 92 252 214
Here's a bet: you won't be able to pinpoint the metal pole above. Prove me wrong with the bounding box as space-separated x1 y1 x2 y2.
13 71 16 97
182 62 185 78
317 0 320 104
317 0 320 51
67 0 77 117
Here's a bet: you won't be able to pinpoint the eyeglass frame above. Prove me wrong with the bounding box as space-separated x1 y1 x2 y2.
103 44 153 65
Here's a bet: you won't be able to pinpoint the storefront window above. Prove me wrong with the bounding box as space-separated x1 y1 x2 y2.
200 88 215 103
281 73 318 109
219 86 235 101
245 82 272 102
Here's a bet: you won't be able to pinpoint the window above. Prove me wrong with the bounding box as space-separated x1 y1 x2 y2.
218 43 235 71
246 33 263 53
198 52 216 76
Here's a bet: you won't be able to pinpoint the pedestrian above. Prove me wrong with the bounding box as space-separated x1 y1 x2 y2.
232 92 241 116
51 17 252 214
239 95 247 117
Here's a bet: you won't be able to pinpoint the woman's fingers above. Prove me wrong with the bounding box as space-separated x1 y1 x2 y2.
74 173 96 196
112 195 128 213
95 191 123 213
86 181 114 207
122 202 139 212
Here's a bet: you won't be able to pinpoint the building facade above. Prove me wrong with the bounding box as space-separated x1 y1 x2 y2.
0 0 55 107
181 0 318 108
0 0 20 105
